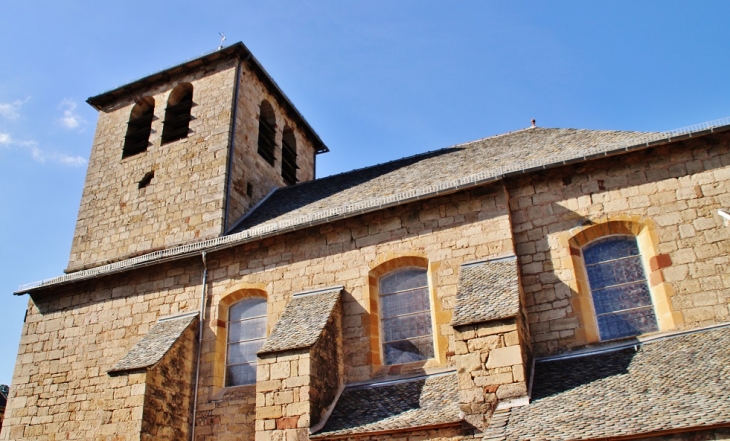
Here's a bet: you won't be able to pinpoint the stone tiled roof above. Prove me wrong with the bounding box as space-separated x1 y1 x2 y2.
108 313 198 373
451 256 519 327
258 288 341 355
490 325 730 440
231 128 652 233
313 372 461 438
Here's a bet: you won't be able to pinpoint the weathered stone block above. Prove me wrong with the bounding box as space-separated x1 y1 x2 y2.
486 346 522 369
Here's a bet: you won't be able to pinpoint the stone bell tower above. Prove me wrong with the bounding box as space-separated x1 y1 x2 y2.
67 43 328 273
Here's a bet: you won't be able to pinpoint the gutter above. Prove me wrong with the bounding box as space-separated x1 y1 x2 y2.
15 118 730 295
308 422 463 440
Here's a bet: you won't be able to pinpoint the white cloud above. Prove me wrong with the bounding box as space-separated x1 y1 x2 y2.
0 132 34 147
0 131 86 166
58 99 86 129
0 98 28 119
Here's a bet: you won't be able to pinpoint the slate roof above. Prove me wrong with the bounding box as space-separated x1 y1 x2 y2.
258 288 341 355
24 120 730 295
452 256 519 327
489 325 730 440
231 128 653 233
109 313 197 373
313 372 461 438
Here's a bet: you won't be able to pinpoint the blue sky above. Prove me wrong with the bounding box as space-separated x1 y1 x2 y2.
1 1 729 386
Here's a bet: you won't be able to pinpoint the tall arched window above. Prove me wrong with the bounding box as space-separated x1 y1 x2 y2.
583 236 658 341
257 100 276 165
226 297 267 386
379 268 434 365
122 96 154 158
161 83 193 145
281 127 298 185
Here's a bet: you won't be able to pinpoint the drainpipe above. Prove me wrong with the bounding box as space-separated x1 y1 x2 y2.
191 251 208 441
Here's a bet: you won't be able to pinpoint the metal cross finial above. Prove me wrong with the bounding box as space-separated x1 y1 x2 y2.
218 32 226 50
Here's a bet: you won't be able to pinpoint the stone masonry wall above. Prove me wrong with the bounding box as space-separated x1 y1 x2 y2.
309 301 343 428
2 259 203 440
454 319 529 431
9 132 730 441
201 182 513 382
194 183 513 439
140 318 197 440
508 133 730 356
193 385 256 441
225 61 318 231
67 59 238 272
255 350 312 441
5 180 514 440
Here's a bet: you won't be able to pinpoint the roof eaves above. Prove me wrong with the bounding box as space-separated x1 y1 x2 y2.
15 118 730 295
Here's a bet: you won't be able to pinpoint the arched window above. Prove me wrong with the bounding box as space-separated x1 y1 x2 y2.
281 127 298 185
379 268 434 365
161 83 193 145
122 96 154 158
226 297 267 386
583 236 658 341
257 100 276 165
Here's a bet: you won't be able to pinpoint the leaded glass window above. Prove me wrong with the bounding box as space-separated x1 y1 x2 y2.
379 268 434 365
583 236 658 341
226 298 267 386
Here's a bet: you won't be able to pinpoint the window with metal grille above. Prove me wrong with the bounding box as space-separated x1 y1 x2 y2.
257 100 276 165
161 83 193 145
122 96 154 158
583 236 658 341
281 127 298 185
379 268 434 365
226 297 267 386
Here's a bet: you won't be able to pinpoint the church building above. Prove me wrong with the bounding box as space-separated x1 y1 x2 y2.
3 42 730 441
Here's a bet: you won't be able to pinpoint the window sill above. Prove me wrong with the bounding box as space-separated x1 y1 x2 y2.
372 358 447 380
210 383 256 401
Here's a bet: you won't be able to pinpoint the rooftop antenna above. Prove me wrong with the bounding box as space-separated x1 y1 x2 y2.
218 32 226 50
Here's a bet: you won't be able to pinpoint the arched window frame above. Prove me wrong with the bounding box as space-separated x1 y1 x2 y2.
281 126 298 185
565 218 680 344
225 297 267 386
161 83 194 145
122 96 154 158
367 256 448 371
257 100 277 166
212 286 269 391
